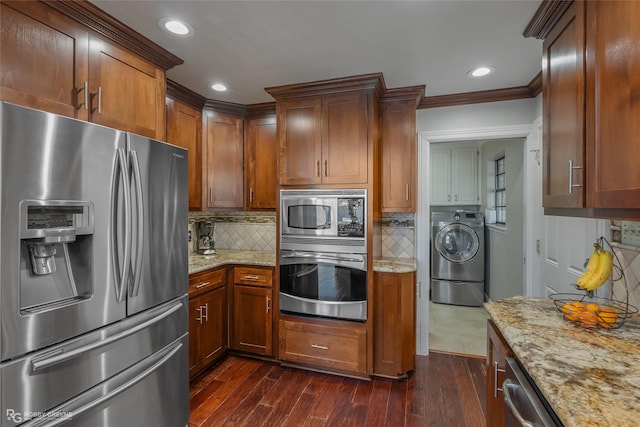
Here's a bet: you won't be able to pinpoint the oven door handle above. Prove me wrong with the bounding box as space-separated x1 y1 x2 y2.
281 253 362 263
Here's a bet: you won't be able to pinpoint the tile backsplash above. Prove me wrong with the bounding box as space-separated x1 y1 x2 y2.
189 212 276 252
188 211 416 258
610 221 640 310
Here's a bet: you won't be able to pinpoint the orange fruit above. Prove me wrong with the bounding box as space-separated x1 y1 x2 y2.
579 310 599 327
561 303 581 322
598 308 618 329
585 303 600 312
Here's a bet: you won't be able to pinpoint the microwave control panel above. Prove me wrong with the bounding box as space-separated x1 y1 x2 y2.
337 197 365 238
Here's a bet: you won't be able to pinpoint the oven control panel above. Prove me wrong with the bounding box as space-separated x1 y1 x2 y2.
337 197 364 238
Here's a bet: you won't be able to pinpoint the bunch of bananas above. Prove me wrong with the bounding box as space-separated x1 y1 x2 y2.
576 243 613 292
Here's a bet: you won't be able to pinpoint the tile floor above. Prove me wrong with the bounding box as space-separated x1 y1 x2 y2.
428 301 489 357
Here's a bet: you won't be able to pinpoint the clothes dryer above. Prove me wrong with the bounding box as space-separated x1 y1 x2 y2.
431 211 485 306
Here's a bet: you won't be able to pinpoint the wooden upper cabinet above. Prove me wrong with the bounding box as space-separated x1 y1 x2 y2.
321 92 368 185
0 1 181 141
166 95 203 210
1 1 89 120
267 74 383 187
88 37 166 139
203 109 244 209
542 0 586 209
278 93 368 185
245 114 277 210
380 96 420 212
278 98 323 185
586 0 640 209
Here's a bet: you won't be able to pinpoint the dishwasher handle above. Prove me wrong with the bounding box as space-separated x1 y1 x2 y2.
503 379 535 427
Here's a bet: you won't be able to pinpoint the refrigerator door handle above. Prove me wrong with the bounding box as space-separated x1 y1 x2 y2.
31 300 184 372
111 148 132 302
129 149 144 297
25 341 183 427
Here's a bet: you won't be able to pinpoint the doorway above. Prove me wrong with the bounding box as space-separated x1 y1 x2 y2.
416 124 536 355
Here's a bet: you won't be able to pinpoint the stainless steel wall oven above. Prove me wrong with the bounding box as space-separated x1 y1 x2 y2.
279 189 367 321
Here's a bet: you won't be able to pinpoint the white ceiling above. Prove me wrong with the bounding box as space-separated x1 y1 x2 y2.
91 0 543 105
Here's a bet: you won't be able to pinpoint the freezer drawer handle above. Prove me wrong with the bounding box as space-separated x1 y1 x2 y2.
26 341 183 427
30 301 183 372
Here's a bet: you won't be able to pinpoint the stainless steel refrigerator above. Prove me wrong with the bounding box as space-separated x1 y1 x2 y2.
0 103 189 426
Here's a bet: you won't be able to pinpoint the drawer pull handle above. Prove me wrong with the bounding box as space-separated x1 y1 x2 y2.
266 296 270 313
493 361 505 398
311 344 328 350
243 275 260 281
196 281 210 289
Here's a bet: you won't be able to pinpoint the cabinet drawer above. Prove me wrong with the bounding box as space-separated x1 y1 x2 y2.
189 268 225 297
279 319 367 374
234 266 272 287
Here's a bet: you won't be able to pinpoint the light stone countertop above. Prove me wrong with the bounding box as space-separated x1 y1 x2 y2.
485 296 640 427
189 250 416 275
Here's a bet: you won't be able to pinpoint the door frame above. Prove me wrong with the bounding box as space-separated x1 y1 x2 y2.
416 123 535 355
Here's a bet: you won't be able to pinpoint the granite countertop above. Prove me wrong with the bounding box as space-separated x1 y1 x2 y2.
189 250 416 275
485 296 640 427
372 257 417 273
189 249 276 274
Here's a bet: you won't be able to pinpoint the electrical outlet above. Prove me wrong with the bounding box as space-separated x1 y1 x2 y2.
621 221 640 247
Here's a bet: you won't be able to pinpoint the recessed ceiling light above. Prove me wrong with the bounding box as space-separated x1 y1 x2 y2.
468 66 495 78
211 83 228 92
159 18 194 37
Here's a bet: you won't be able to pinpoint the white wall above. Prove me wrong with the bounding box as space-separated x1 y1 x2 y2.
417 98 538 132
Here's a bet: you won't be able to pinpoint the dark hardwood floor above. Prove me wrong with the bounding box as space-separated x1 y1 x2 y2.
189 351 487 427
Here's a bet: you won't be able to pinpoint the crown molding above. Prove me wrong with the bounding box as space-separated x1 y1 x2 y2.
523 0 573 40
44 0 183 70
265 73 385 100
204 99 247 116
167 80 206 109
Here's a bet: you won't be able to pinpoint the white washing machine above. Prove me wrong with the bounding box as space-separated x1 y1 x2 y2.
431 211 485 306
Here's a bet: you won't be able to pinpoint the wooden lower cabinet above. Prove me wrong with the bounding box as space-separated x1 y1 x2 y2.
373 271 415 377
279 317 367 375
189 268 227 378
231 266 274 356
486 319 514 427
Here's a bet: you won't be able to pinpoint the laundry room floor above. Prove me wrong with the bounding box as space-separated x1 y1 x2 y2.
429 301 489 357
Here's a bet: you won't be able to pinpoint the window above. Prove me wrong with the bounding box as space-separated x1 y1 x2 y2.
495 156 506 224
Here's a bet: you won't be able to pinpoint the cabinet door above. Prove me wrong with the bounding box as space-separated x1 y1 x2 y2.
486 320 514 427
373 272 415 377
200 286 227 367
246 116 277 210
203 110 244 209
232 285 272 355
166 97 202 210
586 1 640 208
278 98 322 185
430 149 452 205
1 1 89 120
381 101 416 212
453 147 479 205
321 92 369 184
542 1 586 208
188 296 202 377
88 36 165 139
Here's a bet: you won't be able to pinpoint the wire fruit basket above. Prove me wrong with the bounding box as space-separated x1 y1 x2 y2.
550 237 638 330
550 293 637 329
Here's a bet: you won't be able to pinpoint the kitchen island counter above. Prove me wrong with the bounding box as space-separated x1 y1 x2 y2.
485 296 640 427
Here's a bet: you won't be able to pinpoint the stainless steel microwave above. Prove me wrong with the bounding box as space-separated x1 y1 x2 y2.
280 189 366 253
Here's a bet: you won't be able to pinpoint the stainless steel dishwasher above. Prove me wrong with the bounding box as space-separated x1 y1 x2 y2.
503 357 563 427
